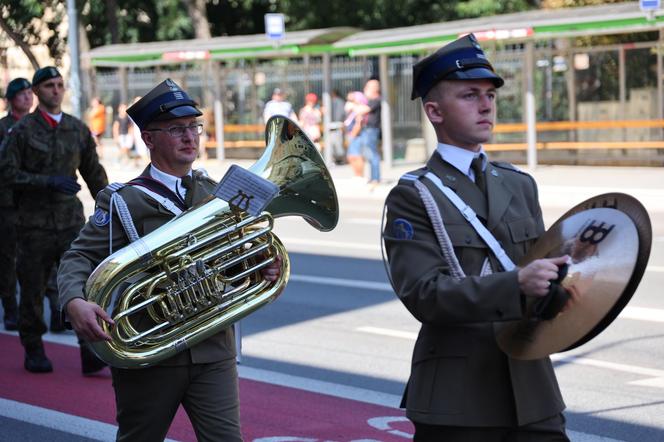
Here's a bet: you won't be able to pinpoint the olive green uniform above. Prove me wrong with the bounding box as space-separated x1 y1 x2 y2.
0 114 20 325
383 153 565 436
0 110 108 351
58 167 240 442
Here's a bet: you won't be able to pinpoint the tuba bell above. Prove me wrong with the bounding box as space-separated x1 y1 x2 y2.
85 116 339 368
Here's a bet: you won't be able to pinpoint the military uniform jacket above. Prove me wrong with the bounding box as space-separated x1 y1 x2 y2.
0 110 108 229
383 152 565 427
58 166 236 365
0 114 20 208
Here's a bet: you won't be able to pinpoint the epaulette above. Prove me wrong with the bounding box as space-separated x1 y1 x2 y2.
398 168 428 184
491 161 529 176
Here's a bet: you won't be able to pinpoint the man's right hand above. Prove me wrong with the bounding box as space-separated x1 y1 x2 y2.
47 175 82 195
518 255 569 297
66 298 114 342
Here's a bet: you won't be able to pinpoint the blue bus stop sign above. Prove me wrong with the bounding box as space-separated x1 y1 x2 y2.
640 0 660 11
265 13 285 41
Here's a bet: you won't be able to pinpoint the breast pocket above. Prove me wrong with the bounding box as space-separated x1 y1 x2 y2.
444 223 489 274
25 135 52 171
507 216 539 257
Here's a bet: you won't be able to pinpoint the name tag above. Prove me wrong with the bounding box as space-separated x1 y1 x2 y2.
213 164 279 217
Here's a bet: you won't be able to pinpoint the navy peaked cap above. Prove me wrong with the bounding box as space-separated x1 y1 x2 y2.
411 34 504 100
32 66 62 86
6 78 31 99
127 78 202 130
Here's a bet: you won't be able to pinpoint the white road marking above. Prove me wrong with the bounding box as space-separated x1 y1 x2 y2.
619 306 664 322
358 325 664 389
281 237 379 251
356 326 417 340
290 274 393 292
238 366 401 409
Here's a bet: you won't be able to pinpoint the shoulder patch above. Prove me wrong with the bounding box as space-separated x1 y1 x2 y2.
392 218 414 240
92 207 110 226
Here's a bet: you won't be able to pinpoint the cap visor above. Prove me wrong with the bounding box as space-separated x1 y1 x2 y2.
153 105 203 121
447 67 504 88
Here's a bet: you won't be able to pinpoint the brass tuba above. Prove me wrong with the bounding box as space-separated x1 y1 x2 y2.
85 116 339 368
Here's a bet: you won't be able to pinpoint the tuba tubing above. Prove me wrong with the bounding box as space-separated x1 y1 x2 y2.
85 116 338 368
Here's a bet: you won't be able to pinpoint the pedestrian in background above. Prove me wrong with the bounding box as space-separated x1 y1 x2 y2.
59 78 282 441
263 88 297 123
112 103 134 164
0 77 33 331
353 79 382 190
0 67 109 374
344 90 368 181
328 89 347 164
88 96 106 158
298 92 322 147
382 34 570 441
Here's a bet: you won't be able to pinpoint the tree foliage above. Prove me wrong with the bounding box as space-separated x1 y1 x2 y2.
1 0 66 68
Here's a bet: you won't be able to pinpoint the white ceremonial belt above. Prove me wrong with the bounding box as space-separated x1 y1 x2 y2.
423 172 516 272
131 186 183 216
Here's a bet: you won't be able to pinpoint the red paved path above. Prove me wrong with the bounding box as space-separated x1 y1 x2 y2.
0 334 412 441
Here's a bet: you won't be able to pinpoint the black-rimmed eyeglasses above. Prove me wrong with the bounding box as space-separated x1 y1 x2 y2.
145 123 203 137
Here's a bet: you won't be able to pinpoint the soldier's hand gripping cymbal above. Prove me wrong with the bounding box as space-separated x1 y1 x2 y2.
517 255 570 298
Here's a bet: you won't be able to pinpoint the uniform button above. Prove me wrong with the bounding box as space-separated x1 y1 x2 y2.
525 230 530 238
496 309 504 318
465 235 472 244
428 346 436 354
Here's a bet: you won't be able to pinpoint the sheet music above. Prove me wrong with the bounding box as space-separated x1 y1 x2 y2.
213 164 279 216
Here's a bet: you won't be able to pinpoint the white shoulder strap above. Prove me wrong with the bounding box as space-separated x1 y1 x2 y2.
131 185 183 216
423 172 516 272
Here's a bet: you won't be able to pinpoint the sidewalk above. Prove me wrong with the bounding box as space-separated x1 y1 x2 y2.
97 147 664 216
190 157 664 212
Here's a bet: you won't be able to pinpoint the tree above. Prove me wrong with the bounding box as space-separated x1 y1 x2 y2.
0 0 66 69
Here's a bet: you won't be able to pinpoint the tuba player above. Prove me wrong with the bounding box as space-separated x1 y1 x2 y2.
59 79 280 441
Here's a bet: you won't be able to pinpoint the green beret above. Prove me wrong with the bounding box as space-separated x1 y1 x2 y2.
32 66 62 87
6 78 31 100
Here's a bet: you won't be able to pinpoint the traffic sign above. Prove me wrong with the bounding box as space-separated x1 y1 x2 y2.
640 0 660 11
265 13 285 41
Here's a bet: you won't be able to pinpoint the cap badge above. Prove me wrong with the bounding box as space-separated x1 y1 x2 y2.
165 78 179 91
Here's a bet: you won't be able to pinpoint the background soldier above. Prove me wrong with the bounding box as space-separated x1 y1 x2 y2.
0 77 33 331
0 67 109 374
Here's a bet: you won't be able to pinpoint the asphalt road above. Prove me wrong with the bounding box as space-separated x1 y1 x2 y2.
1 154 663 441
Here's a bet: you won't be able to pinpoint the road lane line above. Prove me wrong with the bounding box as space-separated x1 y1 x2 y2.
238 366 401 409
290 274 393 292
281 237 378 251
0 398 119 441
620 306 664 322
551 355 664 378
356 326 417 340
358 326 664 387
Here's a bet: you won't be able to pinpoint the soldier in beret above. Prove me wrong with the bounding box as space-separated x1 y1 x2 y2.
58 78 281 441
382 34 570 440
0 67 109 374
0 77 33 331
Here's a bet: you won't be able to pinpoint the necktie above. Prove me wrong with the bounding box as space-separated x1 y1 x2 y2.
470 157 486 196
180 175 194 208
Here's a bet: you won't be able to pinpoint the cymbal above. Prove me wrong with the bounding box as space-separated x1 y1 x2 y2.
495 193 651 360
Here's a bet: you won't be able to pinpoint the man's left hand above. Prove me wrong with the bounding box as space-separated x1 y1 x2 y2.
262 255 282 282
